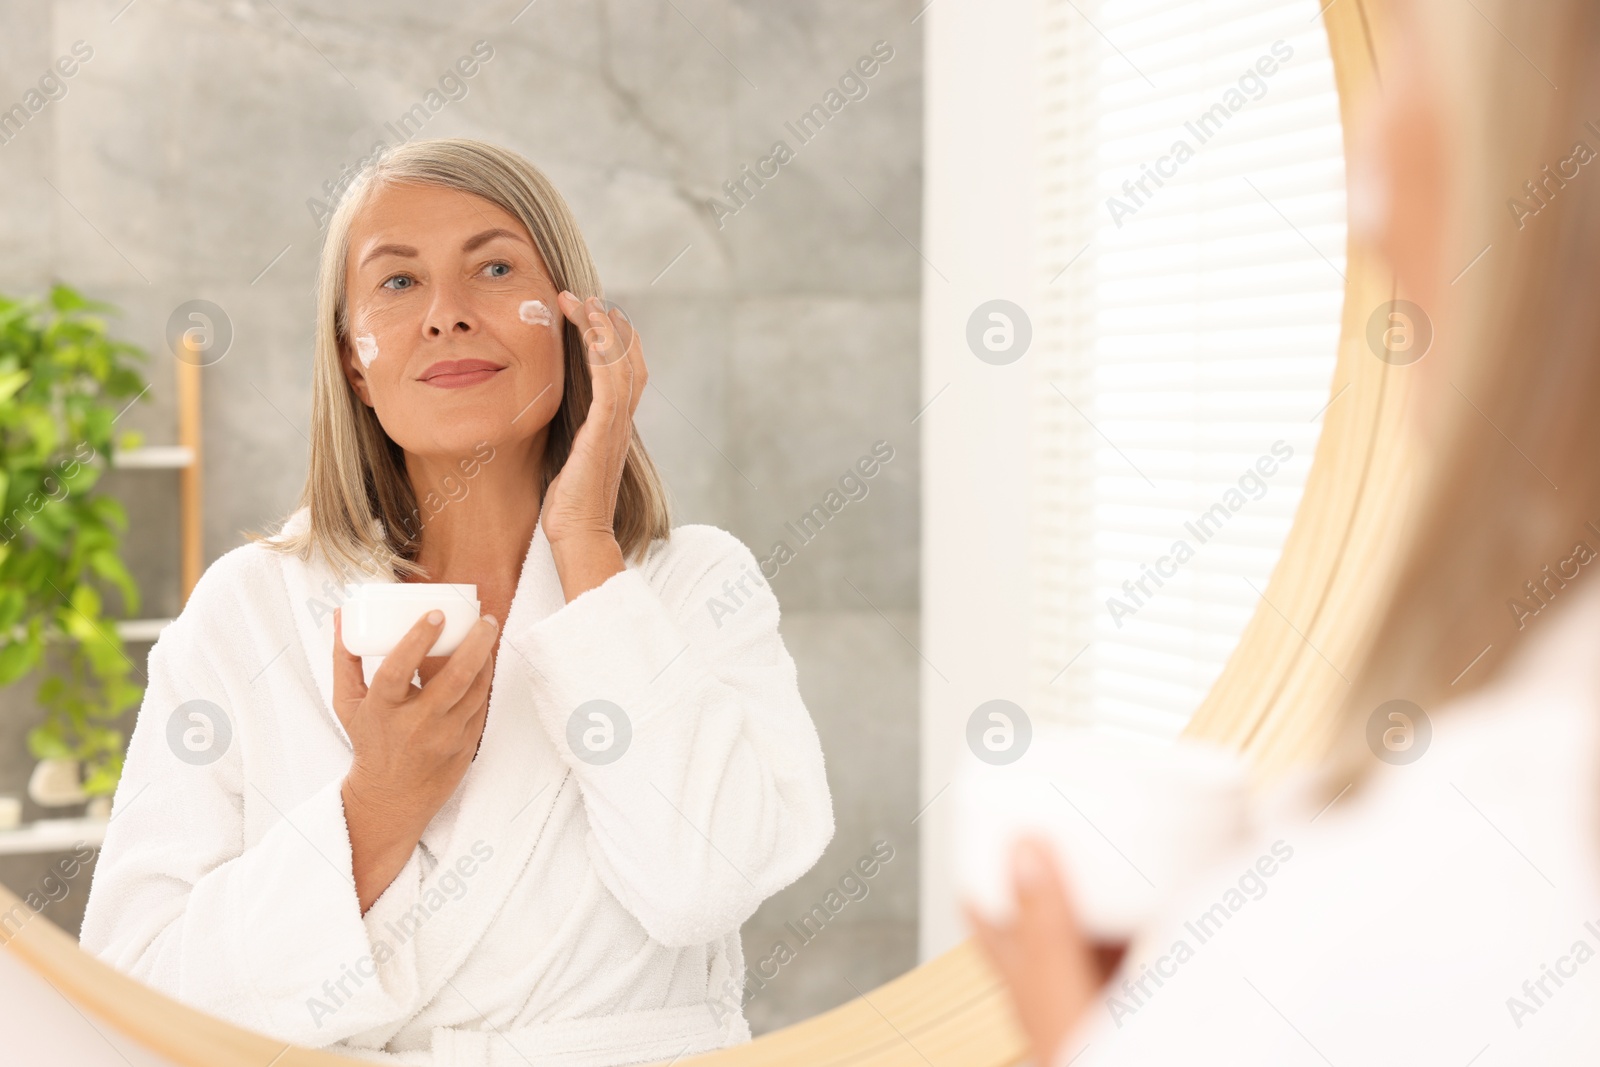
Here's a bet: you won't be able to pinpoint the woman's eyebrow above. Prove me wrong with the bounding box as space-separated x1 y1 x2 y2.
461 227 528 253
358 228 529 269
359 241 417 268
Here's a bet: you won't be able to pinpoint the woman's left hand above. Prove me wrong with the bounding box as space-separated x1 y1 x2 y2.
543 290 646 599
967 837 1103 1067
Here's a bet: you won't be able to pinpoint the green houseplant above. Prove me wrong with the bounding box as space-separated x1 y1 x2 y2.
0 283 149 798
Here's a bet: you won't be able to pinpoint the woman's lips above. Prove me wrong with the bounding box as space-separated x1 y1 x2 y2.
424 368 501 389
419 359 505 389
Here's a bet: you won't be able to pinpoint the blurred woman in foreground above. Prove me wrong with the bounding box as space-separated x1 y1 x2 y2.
975 0 1600 1062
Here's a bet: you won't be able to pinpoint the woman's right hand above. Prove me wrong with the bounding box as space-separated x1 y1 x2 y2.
967 837 1101 1067
331 606 499 912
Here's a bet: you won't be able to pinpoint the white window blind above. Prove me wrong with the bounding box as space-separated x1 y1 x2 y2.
1030 0 1347 739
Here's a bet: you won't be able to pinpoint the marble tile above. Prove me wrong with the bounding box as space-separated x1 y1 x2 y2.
605 291 735 529
0 848 102 940
730 296 920 610
720 0 925 297
0 2 56 292
739 919 916 1035
736 606 921 1030
779 607 921 853
185 281 316 553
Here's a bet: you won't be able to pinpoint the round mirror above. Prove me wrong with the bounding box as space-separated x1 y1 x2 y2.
0 1 1376 1064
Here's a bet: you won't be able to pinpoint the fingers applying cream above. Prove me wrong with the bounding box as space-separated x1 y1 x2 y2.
554 290 634 366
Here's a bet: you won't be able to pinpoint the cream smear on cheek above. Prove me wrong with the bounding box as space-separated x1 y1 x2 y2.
355 333 379 368
518 299 553 327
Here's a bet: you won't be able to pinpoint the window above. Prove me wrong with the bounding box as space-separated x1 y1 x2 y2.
1030 0 1347 738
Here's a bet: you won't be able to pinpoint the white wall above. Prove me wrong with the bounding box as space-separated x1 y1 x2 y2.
919 0 1038 958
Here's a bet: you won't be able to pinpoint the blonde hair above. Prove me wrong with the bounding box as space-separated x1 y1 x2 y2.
257 138 672 580
1326 0 1600 779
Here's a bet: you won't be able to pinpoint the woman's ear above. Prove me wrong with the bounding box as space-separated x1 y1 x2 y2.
340 334 375 408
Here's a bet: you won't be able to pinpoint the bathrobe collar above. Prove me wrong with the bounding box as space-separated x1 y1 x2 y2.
273 506 575 1012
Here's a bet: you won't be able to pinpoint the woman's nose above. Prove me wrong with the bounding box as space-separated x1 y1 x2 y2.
423 282 477 337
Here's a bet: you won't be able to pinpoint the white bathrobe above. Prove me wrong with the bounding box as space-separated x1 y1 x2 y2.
1058 572 1600 1065
79 507 834 1067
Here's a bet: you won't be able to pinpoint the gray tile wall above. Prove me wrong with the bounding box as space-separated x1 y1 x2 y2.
0 0 921 1037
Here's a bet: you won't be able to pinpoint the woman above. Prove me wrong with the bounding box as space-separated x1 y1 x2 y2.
973 0 1600 1062
79 138 835 1066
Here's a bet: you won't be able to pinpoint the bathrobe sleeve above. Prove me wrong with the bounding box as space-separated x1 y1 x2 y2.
78 580 421 1046
503 525 835 947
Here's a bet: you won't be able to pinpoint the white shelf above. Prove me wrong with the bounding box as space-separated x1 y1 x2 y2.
0 817 105 857
111 445 195 470
114 618 173 642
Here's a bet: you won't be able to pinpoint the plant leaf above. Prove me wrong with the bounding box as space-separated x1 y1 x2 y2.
0 368 30 404
0 638 39 686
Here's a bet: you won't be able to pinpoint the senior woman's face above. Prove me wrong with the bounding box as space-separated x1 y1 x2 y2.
339 181 564 457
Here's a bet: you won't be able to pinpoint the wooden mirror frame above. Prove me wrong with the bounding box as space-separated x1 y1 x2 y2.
0 2 1397 1063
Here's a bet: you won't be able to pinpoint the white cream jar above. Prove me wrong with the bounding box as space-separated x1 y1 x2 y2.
340 583 481 658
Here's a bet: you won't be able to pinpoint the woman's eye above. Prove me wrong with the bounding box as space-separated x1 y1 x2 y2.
484 261 512 279
382 274 415 291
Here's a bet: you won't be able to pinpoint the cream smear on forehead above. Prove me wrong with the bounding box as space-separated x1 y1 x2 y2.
518 299 553 327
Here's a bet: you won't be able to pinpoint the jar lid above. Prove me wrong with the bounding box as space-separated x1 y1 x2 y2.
345 582 479 599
